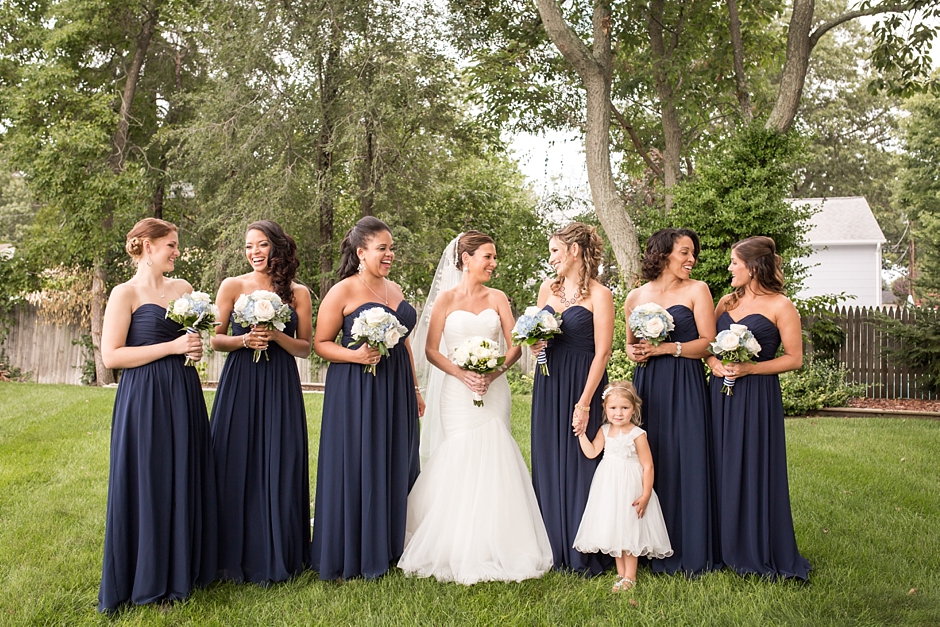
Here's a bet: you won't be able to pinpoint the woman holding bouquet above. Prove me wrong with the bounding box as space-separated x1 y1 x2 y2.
707 236 811 580
529 222 614 576
209 220 312 585
98 218 217 612
398 231 553 584
311 216 424 580
624 227 720 575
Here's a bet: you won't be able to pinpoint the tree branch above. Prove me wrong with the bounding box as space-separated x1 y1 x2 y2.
611 103 663 177
533 0 600 79
726 0 753 122
810 2 919 46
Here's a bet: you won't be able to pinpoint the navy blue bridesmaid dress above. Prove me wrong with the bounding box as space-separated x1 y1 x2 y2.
632 304 720 575
210 307 309 584
709 312 811 580
531 305 612 576
310 301 420 580
98 304 217 612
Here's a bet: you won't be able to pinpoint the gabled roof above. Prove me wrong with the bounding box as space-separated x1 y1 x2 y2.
786 196 886 245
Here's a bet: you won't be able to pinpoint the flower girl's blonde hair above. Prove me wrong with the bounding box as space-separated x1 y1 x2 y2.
600 380 643 426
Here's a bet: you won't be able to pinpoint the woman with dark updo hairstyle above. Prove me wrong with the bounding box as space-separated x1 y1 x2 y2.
98 218 217 612
311 216 424 580
624 227 720 575
707 236 811 580
209 219 312 584
529 222 615 575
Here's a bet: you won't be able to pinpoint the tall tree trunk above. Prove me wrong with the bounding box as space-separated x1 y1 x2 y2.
766 0 813 133
726 0 753 123
647 0 683 203
317 34 341 298
91 4 160 385
533 0 642 281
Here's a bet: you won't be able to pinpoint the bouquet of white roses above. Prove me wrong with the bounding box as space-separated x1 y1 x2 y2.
165 291 220 367
452 336 506 407
628 302 676 367
232 290 293 362
511 306 563 376
349 306 408 375
708 323 762 395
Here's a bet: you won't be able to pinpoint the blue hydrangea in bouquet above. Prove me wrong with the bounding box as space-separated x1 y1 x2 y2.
349 306 408 375
232 290 293 362
511 306 563 375
708 323 762 395
165 291 220 366
628 302 675 367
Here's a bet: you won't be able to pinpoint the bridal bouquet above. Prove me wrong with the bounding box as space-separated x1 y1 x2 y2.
511 306 563 376
232 290 293 362
628 302 675 367
452 336 506 407
349 306 408 375
708 324 762 395
165 291 220 367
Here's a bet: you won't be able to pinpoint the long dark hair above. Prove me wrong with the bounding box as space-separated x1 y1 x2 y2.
338 216 391 280
247 220 299 305
727 235 785 310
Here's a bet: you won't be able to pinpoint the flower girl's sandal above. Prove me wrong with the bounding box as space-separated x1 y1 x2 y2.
612 576 636 593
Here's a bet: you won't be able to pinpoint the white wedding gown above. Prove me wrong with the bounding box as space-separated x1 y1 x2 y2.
398 309 553 584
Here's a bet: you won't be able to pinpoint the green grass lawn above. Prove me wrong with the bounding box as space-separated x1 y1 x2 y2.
0 382 938 626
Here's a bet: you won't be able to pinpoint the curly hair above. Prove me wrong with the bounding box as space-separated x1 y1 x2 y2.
601 380 643 426
726 235 785 310
125 218 177 262
338 216 391 280
455 230 495 270
247 220 299 305
640 228 700 281
550 222 604 298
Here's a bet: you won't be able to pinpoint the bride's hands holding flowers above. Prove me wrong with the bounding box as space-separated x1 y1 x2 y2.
456 369 487 395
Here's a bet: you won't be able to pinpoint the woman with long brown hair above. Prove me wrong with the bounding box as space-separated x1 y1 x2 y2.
98 218 217 612
707 236 811 580
210 220 313 585
529 222 614 575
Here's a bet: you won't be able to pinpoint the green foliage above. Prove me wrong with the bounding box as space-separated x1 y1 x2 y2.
506 366 534 395
0 248 34 342
606 285 635 382
70 334 97 386
779 357 866 416
794 293 852 361
877 301 940 393
669 125 813 301
0 349 30 382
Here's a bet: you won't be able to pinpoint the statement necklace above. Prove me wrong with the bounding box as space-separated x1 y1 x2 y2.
358 274 389 305
558 283 582 308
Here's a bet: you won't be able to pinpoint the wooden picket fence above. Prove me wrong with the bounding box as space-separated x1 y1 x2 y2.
807 305 937 400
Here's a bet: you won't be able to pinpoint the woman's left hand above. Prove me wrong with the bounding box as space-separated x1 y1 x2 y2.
416 390 426 417
722 361 755 379
571 405 589 437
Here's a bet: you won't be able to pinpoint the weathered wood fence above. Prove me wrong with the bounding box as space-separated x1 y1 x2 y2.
3 303 933 399
812 305 937 400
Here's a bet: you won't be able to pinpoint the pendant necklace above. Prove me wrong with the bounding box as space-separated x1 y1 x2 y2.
358 274 389 305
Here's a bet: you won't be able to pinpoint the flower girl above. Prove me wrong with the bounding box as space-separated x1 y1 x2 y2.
573 381 672 592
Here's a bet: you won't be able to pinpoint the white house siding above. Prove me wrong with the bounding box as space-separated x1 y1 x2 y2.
797 242 883 307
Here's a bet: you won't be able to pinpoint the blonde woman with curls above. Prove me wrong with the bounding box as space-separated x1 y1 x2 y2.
529 223 614 576
707 236 811 580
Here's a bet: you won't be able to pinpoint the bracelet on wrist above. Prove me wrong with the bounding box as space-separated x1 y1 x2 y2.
574 403 590 412
674 341 682 357
242 334 249 348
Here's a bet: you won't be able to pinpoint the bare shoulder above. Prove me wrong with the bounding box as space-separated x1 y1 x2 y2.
108 281 136 306
291 282 313 304
168 277 194 294
624 283 649 310
590 280 612 300
688 279 713 300
771 294 799 317
321 276 354 305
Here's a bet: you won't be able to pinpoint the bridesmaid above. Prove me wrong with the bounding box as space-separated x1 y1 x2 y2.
210 220 312 584
98 218 217 612
529 222 614 576
310 216 425 580
707 236 811 580
625 228 720 575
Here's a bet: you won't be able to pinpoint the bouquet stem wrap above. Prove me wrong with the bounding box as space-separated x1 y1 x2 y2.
536 348 549 376
721 376 736 395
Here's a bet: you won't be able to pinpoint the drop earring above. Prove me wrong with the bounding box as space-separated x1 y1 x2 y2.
358 258 364 274
146 255 153 267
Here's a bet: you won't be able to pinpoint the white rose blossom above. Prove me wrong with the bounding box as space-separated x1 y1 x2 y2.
729 324 749 336
253 299 276 321
644 317 666 336
717 331 741 352
233 294 249 313
745 336 762 355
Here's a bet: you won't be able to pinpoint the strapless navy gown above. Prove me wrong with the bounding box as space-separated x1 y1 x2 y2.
531 305 612 576
311 301 420 580
210 307 309 584
710 312 811 580
632 304 720 575
98 304 217 612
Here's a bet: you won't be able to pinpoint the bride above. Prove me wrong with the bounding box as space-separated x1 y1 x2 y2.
399 231 553 584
